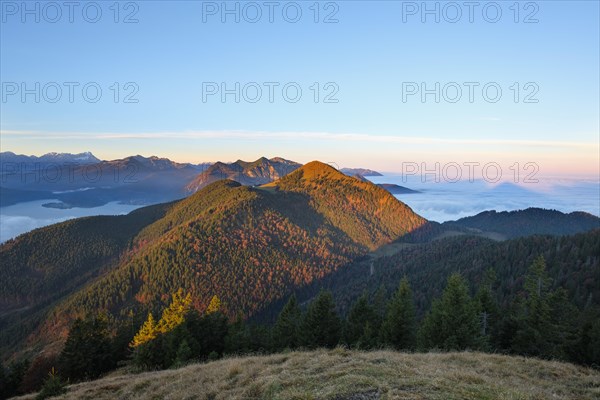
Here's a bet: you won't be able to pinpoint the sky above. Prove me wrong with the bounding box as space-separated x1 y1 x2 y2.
1 0 599 177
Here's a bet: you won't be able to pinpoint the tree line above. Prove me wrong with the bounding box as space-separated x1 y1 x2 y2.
1 255 598 399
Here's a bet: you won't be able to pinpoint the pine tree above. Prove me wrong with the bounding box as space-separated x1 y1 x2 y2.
344 292 378 349
131 334 165 370
475 269 498 349
546 288 578 359
571 306 600 366
511 256 554 357
506 254 579 361
225 314 250 354
273 294 302 350
131 313 159 347
301 290 341 348
186 309 228 359
35 368 67 400
174 339 193 366
2 359 29 399
419 273 481 351
59 315 113 381
372 284 388 322
162 322 200 368
246 324 272 352
381 277 416 350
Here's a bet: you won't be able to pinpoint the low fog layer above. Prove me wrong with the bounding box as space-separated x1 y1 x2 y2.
1 177 598 242
0 201 141 242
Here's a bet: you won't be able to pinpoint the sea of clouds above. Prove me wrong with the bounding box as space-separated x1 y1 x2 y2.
1 177 598 242
369 174 600 222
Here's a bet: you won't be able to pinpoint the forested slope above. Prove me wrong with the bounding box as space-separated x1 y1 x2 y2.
304 230 600 317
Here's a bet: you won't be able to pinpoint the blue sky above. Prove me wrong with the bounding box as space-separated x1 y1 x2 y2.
1 0 599 176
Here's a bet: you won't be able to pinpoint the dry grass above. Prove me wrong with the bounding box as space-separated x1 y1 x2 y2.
17 349 600 400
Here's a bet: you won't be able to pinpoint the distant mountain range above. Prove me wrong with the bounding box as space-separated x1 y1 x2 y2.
0 153 302 208
186 157 301 192
0 151 101 165
1 153 420 209
0 154 200 207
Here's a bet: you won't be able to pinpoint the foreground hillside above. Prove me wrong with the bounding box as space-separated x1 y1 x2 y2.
18 349 600 400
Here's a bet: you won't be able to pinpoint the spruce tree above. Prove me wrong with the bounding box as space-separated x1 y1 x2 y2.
344 292 379 349
512 256 554 357
59 314 113 381
187 309 228 358
301 290 341 348
381 277 416 350
273 294 302 350
162 322 200 368
173 339 193 367
225 314 250 354
2 359 29 398
35 368 67 400
419 273 481 351
475 269 498 349
571 306 600 366
546 288 578 359
372 284 388 323
131 334 165 370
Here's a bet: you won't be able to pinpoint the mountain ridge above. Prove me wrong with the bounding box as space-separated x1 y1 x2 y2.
186 157 301 192
0 151 101 165
443 207 600 239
